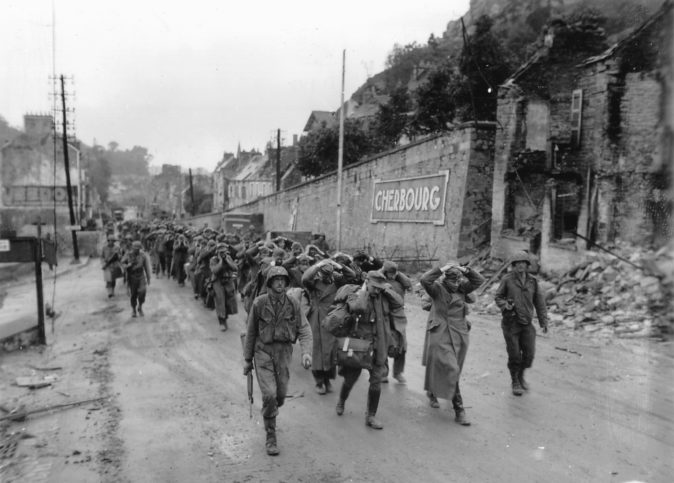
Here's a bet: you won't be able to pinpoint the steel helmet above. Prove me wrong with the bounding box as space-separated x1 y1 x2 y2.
266 266 290 287
509 251 531 265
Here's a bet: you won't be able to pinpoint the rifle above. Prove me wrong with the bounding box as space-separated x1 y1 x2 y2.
240 332 253 419
102 251 120 270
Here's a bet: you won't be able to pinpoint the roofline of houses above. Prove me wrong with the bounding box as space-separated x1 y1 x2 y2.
225 121 497 213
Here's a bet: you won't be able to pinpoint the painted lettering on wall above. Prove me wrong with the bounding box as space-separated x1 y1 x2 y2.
2 186 77 206
370 171 449 225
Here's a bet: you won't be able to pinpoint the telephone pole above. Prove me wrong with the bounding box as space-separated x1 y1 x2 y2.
276 129 281 191
189 168 196 216
60 75 79 261
336 49 346 251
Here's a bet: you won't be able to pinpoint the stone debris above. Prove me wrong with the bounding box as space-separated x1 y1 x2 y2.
469 242 674 340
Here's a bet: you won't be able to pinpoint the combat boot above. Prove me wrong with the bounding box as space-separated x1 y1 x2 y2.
336 383 351 416
427 392 440 408
138 305 144 317
263 417 279 456
452 389 471 426
365 389 383 430
518 369 529 391
510 369 523 396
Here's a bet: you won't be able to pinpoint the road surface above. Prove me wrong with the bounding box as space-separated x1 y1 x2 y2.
1 262 672 482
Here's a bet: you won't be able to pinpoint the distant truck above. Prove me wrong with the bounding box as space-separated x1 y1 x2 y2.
221 212 264 235
112 206 139 222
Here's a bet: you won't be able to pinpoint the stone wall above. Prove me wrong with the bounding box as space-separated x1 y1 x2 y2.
491 86 523 259
227 124 495 263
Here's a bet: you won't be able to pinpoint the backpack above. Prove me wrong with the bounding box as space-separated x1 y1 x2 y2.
321 284 360 337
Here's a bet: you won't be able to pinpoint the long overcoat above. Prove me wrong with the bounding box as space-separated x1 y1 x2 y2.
420 267 484 400
301 264 340 372
209 255 238 319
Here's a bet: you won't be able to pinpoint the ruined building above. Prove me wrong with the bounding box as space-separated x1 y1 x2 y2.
490 1 672 272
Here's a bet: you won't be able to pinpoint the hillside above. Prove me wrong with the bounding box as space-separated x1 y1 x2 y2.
0 117 22 147
351 0 661 107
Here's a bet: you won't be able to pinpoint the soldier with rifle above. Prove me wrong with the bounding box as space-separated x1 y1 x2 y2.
243 266 313 456
101 236 122 298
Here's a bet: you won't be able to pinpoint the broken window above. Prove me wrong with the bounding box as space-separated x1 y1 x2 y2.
552 181 581 241
570 89 583 148
525 100 550 152
504 172 545 237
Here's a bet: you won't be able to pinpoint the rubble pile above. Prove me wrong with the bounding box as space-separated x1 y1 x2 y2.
472 243 674 340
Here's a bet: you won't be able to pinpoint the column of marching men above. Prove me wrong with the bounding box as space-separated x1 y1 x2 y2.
100 219 549 456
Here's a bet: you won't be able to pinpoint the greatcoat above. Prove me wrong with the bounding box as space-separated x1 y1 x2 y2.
420 267 484 400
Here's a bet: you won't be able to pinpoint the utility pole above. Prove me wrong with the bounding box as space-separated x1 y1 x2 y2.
35 219 46 344
189 168 196 216
336 49 346 251
60 75 79 261
276 129 281 191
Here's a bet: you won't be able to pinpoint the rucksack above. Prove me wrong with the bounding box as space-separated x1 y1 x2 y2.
321 284 360 337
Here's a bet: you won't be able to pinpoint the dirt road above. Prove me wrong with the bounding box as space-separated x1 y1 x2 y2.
1 263 673 482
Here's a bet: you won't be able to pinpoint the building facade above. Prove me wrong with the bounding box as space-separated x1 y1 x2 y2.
490 3 672 273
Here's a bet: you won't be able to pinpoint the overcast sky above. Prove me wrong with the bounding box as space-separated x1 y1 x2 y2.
1 0 469 171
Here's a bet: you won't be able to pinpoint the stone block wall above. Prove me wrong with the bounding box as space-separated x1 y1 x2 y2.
490 87 523 259
229 124 495 263
458 126 495 257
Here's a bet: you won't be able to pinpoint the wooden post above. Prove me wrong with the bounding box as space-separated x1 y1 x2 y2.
276 129 281 192
35 224 46 345
336 49 345 251
60 75 79 261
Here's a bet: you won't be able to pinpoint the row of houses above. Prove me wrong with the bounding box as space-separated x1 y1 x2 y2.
0 114 92 238
214 1 672 274
2 2 670 275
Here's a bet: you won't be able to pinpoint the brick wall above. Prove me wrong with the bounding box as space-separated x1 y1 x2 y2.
228 124 495 263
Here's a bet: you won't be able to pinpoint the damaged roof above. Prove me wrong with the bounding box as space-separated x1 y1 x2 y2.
580 0 672 67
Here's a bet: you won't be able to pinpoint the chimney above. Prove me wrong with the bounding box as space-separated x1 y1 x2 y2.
24 114 53 138
293 134 298 146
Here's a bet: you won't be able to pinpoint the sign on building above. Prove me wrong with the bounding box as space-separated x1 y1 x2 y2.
3 186 76 206
370 171 449 225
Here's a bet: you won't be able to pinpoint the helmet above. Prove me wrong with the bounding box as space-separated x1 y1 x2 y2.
509 251 531 265
266 266 290 287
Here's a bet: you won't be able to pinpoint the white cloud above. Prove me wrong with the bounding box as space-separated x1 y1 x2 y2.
1 0 468 170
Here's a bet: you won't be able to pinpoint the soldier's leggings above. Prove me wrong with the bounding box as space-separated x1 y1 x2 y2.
501 320 536 372
128 278 147 309
254 342 293 419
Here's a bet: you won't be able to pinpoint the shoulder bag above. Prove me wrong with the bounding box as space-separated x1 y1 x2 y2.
335 316 374 370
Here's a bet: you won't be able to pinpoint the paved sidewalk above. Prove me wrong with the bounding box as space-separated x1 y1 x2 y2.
0 256 91 340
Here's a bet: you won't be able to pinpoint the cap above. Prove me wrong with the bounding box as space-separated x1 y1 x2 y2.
131 241 143 249
366 270 388 289
382 260 398 274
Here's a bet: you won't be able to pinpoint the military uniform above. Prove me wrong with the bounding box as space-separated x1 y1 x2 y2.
101 239 122 298
243 267 312 456
121 242 152 317
495 252 549 395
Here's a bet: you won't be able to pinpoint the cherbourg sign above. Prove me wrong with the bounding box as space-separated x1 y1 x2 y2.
370 170 449 225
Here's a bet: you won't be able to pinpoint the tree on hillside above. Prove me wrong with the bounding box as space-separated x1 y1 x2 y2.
458 15 513 121
411 62 460 134
105 143 151 176
297 119 374 177
370 86 412 149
